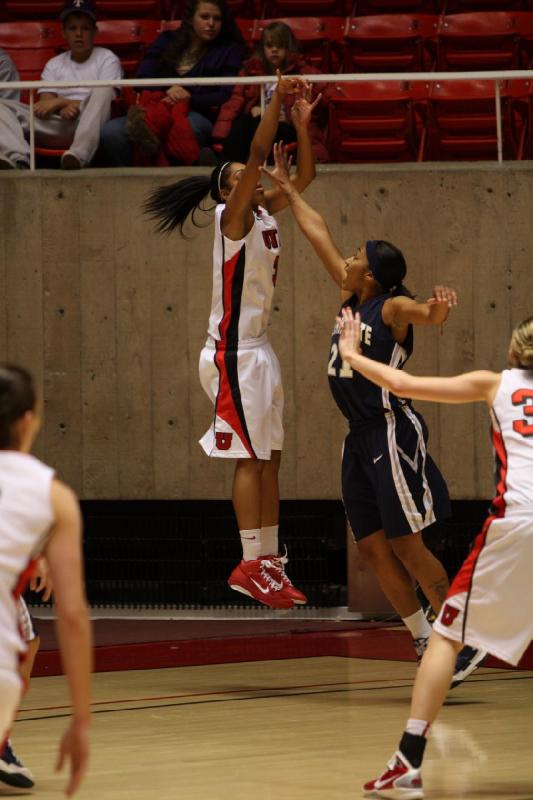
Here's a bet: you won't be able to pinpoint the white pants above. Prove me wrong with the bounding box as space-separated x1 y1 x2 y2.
199 335 284 460
434 511 533 666
0 87 114 166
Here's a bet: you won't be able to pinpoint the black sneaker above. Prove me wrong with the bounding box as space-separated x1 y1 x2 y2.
451 645 488 689
0 739 35 790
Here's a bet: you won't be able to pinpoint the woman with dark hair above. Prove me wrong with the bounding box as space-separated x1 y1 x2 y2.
145 73 319 609
101 0 245 166
338 310 533 798
212 20 329 163
262 145 483 685
0 365 91 796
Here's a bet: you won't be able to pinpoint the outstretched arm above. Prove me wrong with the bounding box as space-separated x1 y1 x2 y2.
262 144 345 287
223 71 305 239
45 480 92 797
338 307 500 406
266 88 320 214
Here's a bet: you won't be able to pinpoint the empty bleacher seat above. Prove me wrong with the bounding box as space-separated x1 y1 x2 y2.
422 79 519 160
354 0 439 15
94 19 160 76
2 0 64 20
327 80 423 162
169 0 257 18
261 0 348 19
437 11 523 70
442 0 526 13
253 17 345 71
0 20 63 80
343 13 438 72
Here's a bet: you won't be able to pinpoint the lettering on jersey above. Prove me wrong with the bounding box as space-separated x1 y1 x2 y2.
440 603 460 627
512 389 533 437
262 229 279 250
332 319 372 346
215 432 233 450
272 256 279 287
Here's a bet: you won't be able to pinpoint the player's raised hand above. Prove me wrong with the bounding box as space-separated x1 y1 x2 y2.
426 285 458 308
274 69 307 98
338 307 362 363
56 718 90 796
291 87 322 129
260 142 293 194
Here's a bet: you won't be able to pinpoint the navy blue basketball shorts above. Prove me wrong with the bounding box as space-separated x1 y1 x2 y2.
342 406 451 541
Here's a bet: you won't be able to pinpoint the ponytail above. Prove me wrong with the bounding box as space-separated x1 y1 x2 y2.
144 162 232 236
0 364 36 449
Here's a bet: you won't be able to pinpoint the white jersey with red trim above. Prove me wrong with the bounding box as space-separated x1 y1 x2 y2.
490 368 533 511
207 205 280 345
0 451 54 671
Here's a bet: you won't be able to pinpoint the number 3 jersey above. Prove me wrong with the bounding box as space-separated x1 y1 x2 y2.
207 205 280 345
328 293 414 427
491 368 533 510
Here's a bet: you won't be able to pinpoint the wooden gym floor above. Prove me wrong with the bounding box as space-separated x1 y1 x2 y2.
12 639 533 799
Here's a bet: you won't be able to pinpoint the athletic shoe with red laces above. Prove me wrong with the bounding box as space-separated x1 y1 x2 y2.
228 558 294 609
267 551 308 605
363 751 423 799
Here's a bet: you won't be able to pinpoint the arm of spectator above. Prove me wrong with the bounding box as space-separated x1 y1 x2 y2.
34 93 81 119
95 48 123 95
0 47 20 101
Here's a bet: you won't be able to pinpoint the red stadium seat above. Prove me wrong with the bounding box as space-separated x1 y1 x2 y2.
261 0 348 19
326 80 423 163
442 0 526 12
94 19 159 76
253 17 345 71
93 0 163 18
506 77 531 157
422 79 519 160
3 0 64 20
343 14 438 72
0 21 63 81
437 12 522 70
355 0 439 14
515 11 533 66
169 0 258 18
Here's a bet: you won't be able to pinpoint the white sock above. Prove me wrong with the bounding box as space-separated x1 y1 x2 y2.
406 718 430 738
261 524 279 557
402 609 432 640
240 529 262 561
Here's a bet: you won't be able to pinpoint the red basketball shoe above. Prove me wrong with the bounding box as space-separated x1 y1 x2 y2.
267 552 308 605
363 751 423 799
228 558 294 609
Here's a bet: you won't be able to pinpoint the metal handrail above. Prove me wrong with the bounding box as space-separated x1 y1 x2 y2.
1 69 532 169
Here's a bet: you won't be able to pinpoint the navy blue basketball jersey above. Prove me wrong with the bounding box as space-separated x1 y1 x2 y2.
328 293 413 427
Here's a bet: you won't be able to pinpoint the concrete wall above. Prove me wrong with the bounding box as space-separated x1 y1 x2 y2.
1 163 531 499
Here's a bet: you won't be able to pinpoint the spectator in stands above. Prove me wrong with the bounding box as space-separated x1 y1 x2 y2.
212 21 329 163
0 0 122 170
100 0 245 167
0 48 20 102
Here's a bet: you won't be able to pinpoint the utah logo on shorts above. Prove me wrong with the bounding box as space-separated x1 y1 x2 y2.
440 603 460 627
215 432 233 450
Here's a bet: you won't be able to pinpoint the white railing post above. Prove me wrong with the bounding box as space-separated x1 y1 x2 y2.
494 79 503 164
29 89 36 172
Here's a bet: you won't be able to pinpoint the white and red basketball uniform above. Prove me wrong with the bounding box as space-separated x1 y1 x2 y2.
434 368 533 666
0 452 54 737
199 204 284 460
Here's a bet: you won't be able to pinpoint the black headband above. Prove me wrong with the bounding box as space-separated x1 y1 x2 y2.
366 239 398 292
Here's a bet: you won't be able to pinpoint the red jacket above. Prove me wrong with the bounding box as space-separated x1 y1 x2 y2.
212 54 330 162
